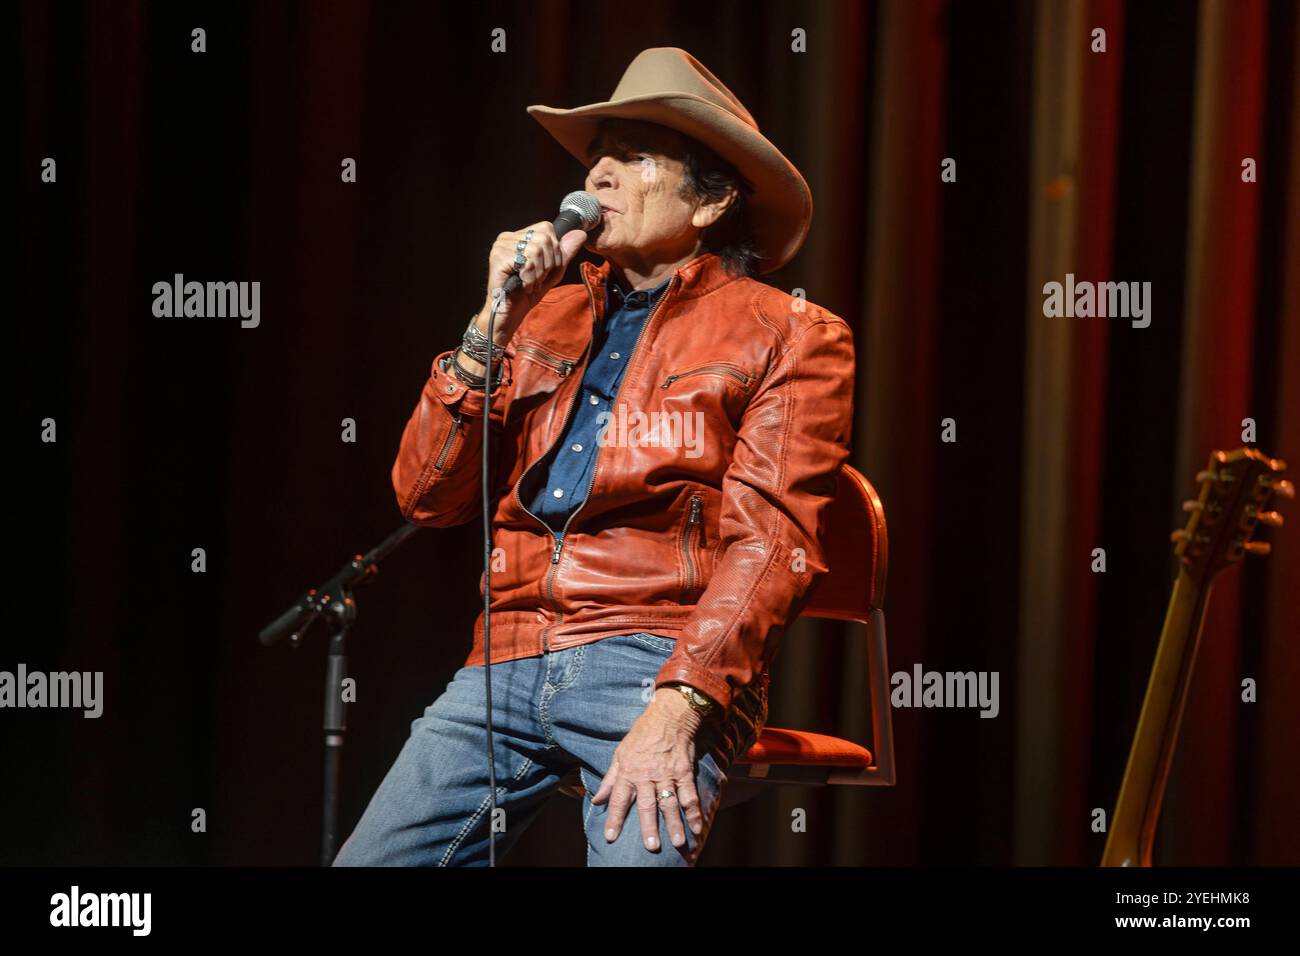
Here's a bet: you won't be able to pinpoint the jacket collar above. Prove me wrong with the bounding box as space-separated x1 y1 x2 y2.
580 250 742 307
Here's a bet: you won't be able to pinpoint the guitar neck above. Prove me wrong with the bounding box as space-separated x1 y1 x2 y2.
1100 569 1212 866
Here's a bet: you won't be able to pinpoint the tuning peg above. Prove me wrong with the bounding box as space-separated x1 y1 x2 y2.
1170 529 1189 543
1273 479 1295 500
1244 541 1271 556
1195 469 1217 485
1256 510 1284 528
1182 500 1202 512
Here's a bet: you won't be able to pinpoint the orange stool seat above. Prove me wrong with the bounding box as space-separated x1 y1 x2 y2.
738 727 874 768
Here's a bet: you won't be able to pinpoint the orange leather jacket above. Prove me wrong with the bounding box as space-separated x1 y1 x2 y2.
392 250 854 729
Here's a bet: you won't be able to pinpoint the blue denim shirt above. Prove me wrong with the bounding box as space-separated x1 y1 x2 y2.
524 272 671 542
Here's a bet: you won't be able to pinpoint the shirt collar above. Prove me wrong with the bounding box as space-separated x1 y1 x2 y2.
583 251 740 310
605 272 673 312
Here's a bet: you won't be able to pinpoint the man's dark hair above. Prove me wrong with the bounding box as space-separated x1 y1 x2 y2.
677 140 760 278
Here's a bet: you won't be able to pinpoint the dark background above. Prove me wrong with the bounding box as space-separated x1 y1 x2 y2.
8 0 1298 866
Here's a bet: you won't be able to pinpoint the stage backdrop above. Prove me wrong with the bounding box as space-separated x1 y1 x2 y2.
10 0 1299 865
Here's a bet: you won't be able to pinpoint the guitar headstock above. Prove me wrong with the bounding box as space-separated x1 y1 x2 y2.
1172 448 1292 584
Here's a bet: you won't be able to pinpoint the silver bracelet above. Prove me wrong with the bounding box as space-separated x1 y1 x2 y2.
461 321 506 365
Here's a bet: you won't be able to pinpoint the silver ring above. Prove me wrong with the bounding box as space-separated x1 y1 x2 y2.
515 229 536 267
513 229 536 271
657 788 674 802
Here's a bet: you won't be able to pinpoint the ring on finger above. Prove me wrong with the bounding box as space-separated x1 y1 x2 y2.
513 229 535 269
657 787 675 803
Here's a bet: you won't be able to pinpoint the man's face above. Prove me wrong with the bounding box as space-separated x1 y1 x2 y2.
582 119 702 266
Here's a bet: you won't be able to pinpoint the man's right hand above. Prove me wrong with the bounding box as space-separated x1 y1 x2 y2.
476 221 589 344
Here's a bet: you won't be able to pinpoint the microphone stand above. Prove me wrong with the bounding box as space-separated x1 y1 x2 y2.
258 522 424 866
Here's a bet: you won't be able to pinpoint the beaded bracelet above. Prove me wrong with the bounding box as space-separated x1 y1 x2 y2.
447 349 509 392
449 351 488 388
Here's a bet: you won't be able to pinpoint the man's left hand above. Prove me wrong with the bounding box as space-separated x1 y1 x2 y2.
592 687 708 851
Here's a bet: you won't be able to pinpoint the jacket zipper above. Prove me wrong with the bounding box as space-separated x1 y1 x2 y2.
510 278 605 649
511 361 590 640
514 344 576 377
681 494 702 602
661 365 752 389
511 270 682 650
433 411 463 471
543 273 682 635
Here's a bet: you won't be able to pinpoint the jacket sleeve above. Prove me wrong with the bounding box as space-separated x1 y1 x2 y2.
391 347 514 528
653 316 855 714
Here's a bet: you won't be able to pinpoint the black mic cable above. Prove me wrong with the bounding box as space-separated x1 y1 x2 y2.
480 191 600 864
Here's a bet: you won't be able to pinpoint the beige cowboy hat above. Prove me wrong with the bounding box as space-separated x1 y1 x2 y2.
527 47 812 274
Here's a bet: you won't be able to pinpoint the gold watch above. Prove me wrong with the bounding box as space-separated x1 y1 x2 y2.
669 682 716 718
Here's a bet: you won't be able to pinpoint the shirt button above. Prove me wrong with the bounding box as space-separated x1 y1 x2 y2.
571 443 583 452
445 384 455 393
589 395 599 405
552 488 565 499
609 351 621 360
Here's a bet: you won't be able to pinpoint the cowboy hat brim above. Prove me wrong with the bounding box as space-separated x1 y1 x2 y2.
527 92 811 274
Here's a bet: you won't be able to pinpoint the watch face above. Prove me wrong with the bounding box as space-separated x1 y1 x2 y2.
675 684 712 713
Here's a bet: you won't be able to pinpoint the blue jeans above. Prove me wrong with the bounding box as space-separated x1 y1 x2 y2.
332 632 731 866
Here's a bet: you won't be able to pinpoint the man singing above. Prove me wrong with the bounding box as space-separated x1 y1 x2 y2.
334 47 854 866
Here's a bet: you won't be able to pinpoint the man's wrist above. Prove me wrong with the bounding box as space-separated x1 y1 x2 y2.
459 317 506 368
654 686 706 730
441 351 483 388
473 302 515 347
660 681 719 720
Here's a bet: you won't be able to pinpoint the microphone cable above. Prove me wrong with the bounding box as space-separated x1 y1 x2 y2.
477 192 600 865
482 288 504 866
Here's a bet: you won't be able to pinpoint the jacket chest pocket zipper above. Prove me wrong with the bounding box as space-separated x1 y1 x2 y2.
681 494 703 601
661 365 753 390
515 344 575 377
434 411 463 471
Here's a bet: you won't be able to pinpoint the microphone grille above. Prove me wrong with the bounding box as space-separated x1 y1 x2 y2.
559 190 602 229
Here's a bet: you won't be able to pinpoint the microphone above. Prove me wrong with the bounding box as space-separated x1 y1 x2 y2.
500 190 602 295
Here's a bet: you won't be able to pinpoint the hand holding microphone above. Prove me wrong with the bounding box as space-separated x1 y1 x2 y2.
474 191 602 346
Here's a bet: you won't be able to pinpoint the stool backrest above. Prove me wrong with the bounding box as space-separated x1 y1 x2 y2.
802 464 888 622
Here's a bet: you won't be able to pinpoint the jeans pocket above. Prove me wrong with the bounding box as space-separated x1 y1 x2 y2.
628 632 677 655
